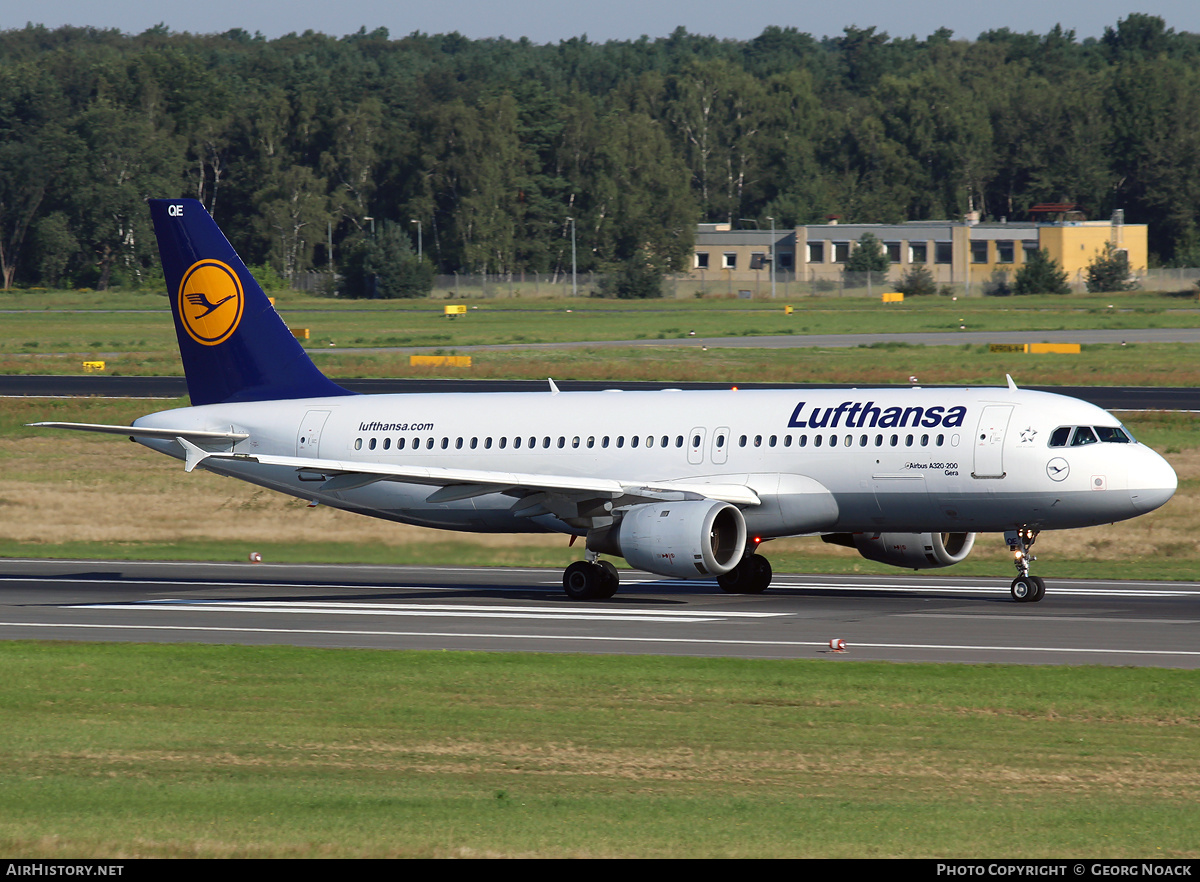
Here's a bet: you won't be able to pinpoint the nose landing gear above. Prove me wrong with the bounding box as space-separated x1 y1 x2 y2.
1006 528 1045 603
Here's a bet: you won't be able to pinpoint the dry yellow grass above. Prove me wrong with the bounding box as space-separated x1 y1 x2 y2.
1 434 558 550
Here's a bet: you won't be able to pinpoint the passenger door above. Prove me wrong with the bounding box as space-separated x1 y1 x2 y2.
972 405 1012 478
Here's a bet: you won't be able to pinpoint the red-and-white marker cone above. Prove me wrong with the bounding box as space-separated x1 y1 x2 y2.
829 639 846 652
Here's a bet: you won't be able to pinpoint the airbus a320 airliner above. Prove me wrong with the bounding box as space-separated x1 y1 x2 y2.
33 200 1178 602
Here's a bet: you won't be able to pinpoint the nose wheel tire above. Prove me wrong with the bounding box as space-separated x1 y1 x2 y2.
1011 575 1046 603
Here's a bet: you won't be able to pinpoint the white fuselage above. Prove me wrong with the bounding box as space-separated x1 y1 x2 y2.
132 385 1177 541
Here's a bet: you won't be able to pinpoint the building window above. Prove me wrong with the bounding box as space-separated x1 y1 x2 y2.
971 241 988 264
778 252 794 270
997 241 1015 264
750 252 766 270
808 241 825 263
723 252 737 269
885 241 901 262
695 252 709 269
935 242 953 264
910 242 928 263
833 242 850 263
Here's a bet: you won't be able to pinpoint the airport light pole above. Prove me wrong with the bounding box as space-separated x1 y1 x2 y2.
767 215 776 299
566 216 577 297
363 217 376 298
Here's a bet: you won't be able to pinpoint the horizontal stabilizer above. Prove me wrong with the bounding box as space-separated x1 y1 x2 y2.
28 422 249 443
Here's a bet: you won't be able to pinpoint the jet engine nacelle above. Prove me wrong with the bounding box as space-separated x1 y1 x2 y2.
825 531 976 570
601 500 747 579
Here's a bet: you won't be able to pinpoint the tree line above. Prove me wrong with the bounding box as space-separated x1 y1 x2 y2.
2 14 1199 292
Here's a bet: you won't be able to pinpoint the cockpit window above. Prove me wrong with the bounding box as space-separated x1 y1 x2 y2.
1053 425 1134 447
1070 426 1099 446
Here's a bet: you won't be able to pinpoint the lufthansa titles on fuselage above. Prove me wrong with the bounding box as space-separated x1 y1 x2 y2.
358 420 435 433
787 400 968 430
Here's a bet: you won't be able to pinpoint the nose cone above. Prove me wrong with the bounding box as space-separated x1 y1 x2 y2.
1130 449 1178 514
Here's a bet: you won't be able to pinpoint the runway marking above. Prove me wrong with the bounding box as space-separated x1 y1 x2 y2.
769 581 1200 598
67 599 789 624
3 621 1200 659
902 613 1200 625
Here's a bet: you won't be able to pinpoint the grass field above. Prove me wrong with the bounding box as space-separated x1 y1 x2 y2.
1 642 1197 858
2 286 1196 573
3 287 1200 380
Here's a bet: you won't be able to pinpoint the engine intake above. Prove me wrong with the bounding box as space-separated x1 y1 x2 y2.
823 531 976 570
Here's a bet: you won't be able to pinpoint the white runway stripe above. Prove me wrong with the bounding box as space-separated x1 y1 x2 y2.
68 599 790 624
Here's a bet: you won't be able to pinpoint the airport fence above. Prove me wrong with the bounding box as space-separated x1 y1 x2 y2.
286 268 1200 300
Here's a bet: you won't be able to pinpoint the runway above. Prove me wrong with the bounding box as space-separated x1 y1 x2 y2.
2 559 1197 668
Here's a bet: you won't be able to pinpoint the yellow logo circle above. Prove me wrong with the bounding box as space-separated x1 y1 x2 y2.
178 260 244 346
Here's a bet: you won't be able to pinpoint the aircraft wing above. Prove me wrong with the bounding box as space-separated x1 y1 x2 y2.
28 422 250 443
175 440 761 507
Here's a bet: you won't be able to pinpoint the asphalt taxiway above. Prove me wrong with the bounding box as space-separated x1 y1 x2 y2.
1 559 1197 668
3 375 1199 412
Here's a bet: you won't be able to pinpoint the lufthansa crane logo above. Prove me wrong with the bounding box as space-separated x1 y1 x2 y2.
178 259 244 346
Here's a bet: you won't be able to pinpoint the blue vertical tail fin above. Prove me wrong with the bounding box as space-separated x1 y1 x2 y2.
149 198 353 406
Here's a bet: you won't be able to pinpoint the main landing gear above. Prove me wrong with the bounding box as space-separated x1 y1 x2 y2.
717 552 773 594
562 554 619 600
1006 527 1045 603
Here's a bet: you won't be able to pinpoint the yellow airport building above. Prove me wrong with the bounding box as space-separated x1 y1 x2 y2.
691 211 1147 293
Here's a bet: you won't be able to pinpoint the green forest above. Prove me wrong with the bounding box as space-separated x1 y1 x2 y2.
2 14 1199 290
